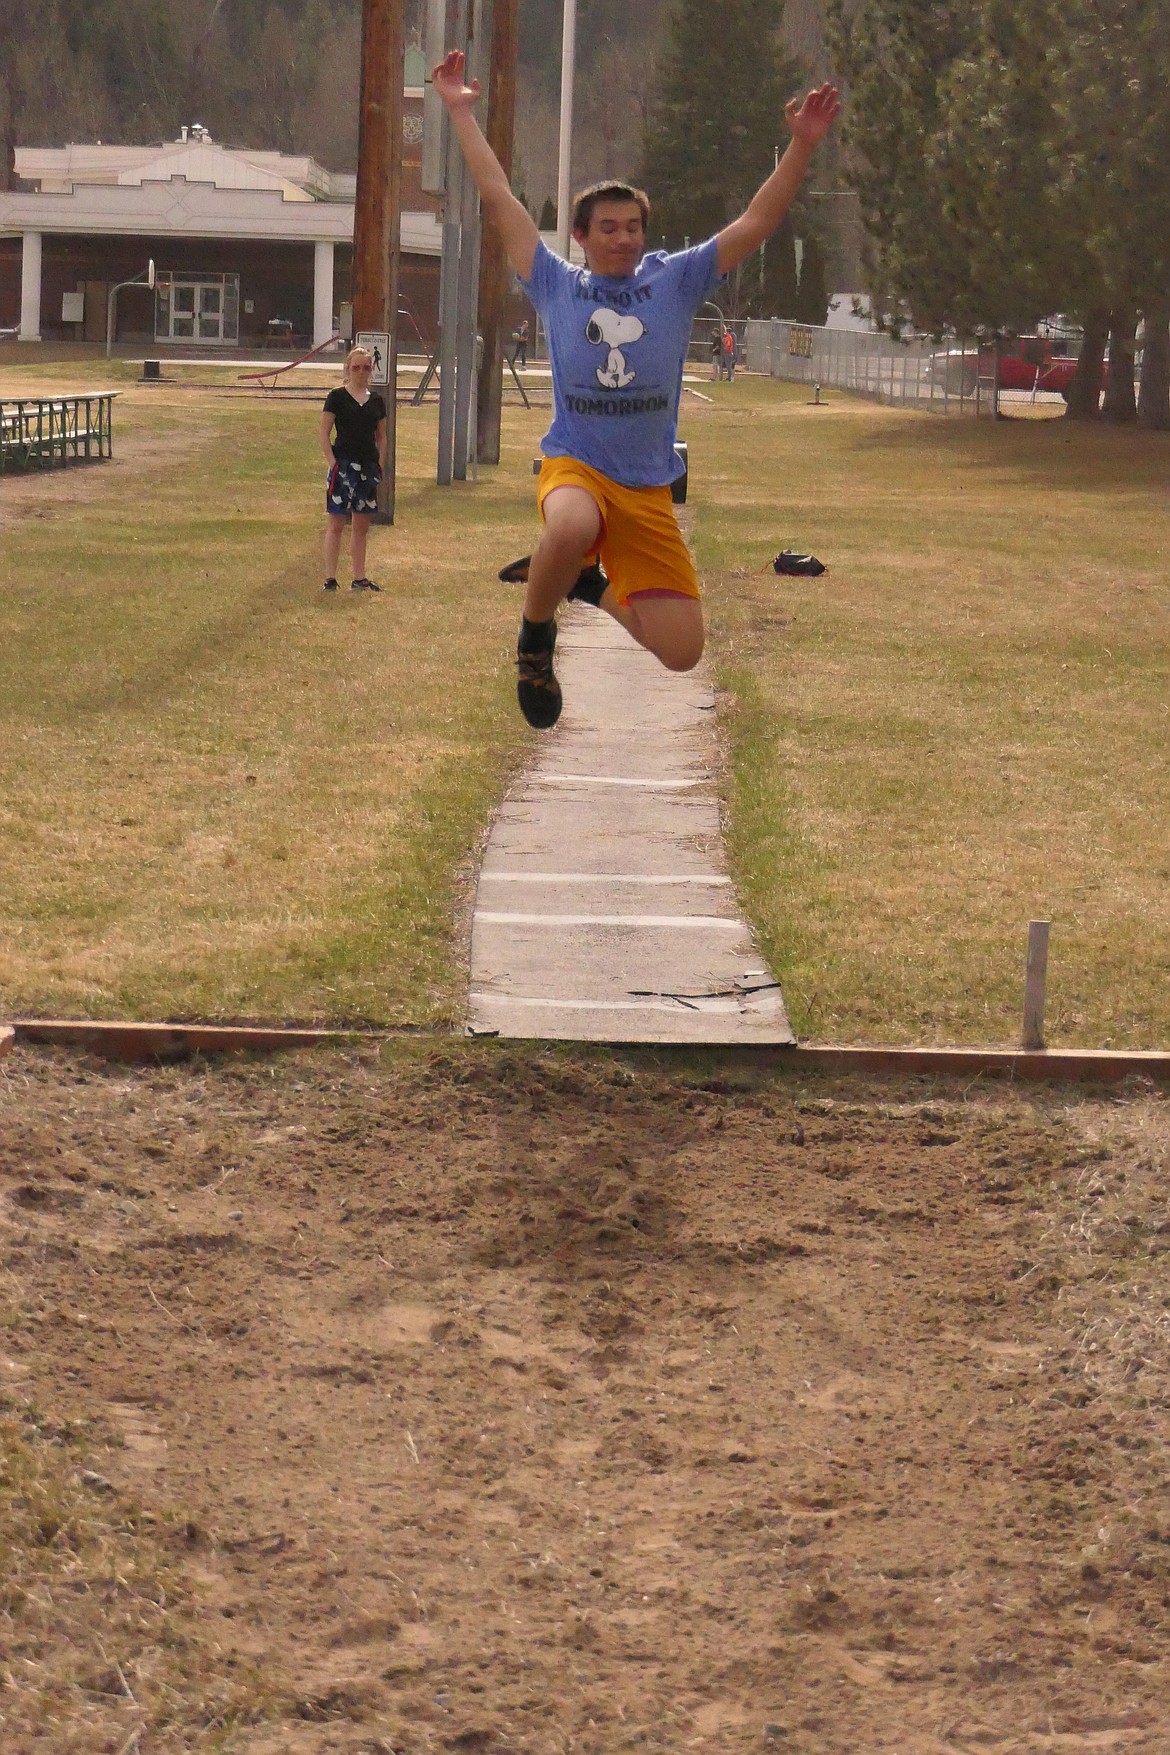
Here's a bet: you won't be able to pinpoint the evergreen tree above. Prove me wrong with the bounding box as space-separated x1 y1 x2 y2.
642 0 808 252
1053 0 1170 425
829 0 1170 432
715 214 803 319
827 0 983 332
794 231 829 324
538 196 557 231
825 0 1077 334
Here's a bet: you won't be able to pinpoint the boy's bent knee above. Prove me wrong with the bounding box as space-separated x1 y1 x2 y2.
537 522 594 559
629 599 704 672
541 485 602 551
660 639 704 673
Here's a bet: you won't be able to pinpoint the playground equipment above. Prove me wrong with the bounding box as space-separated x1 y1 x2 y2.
237 332 344 391
236 303 432 394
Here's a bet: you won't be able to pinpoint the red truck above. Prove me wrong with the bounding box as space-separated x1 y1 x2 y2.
927 335 1101 400
994 335 1085 397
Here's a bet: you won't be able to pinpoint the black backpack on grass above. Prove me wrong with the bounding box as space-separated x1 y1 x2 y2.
773 549 826 577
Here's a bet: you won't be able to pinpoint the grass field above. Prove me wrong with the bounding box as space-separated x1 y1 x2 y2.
689 377 1170 1048
0 355 546 1026
2 355 1169 1044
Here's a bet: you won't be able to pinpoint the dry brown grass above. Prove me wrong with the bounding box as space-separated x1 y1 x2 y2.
0 356 554 1026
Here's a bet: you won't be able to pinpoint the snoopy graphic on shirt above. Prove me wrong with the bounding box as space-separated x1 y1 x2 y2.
586 307 645 388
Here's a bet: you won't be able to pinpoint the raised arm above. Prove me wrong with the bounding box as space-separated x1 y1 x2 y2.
715 84 841 277
433 50 540 280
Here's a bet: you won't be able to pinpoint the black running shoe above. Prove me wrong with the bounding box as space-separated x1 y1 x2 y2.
351 577 382 592
516 624 562 729
567 560 608 606
323 577 339 591
498 554 608 605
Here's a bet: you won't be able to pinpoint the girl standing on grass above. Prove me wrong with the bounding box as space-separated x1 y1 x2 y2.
319 345 387 592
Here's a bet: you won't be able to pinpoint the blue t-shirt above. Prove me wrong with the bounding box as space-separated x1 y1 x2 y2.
520 237 721 488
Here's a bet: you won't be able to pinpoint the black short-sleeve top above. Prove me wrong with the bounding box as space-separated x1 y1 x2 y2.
324 387 387 466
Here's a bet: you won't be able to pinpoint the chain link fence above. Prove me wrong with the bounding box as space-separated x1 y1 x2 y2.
728 318 994 414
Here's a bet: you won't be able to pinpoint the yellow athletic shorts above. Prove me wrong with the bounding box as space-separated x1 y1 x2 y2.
536 455 701 605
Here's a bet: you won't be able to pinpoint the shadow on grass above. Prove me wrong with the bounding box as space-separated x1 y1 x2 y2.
846 404 1170 495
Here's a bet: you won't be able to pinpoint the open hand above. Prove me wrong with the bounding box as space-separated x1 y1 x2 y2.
432 49 480 109
785 83 841 147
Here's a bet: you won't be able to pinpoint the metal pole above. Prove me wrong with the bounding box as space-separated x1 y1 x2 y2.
106 273 152 359
555 0 576 258
436 0 468 485
453 0 487 480
353 0 406 522
475 0 519 464
453 168 481 479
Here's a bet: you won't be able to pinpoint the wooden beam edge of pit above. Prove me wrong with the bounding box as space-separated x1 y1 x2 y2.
780 1045 1170 1084
6 1021 1170 1083
465 1036 1170 1085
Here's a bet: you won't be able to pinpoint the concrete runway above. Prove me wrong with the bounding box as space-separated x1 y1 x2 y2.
467 606 793 1045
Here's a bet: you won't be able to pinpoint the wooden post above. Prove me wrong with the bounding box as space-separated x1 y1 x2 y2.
475 0 520 465
353 0 406 522
1022 920 1050 1051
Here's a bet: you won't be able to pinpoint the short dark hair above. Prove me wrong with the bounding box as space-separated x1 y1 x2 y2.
571 181 651 237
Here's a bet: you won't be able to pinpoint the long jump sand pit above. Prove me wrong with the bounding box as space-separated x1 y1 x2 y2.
2 1044 1168 1752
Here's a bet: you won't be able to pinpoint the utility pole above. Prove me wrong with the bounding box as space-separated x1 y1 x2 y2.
555 0 577 261
353 0 406 521
475 0 519 465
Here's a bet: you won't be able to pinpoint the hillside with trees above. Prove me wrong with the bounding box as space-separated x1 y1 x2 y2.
1 1 829 215
0 0 379 175
0 0 667 198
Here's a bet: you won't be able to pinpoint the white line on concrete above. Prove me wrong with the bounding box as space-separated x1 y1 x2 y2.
529 774 700 790
478 872 731 885
474 911 742 929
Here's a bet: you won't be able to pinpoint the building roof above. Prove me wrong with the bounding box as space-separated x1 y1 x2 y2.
15 135 350 204
2 123 419 249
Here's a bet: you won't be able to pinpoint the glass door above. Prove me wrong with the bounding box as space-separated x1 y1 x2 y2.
169 284 196 340
197 284 223 342
155 274 241 346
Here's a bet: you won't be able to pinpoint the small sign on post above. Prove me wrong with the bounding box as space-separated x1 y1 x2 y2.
354 330 391 386
1022 920 1051 1051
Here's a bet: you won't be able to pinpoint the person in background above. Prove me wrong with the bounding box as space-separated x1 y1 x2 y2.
319 345 386 593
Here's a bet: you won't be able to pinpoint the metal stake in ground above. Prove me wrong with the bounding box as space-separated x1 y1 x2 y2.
353 0 406 522
1023 919 1051 1051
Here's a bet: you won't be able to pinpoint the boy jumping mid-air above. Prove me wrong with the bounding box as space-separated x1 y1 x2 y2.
433 51 840 729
